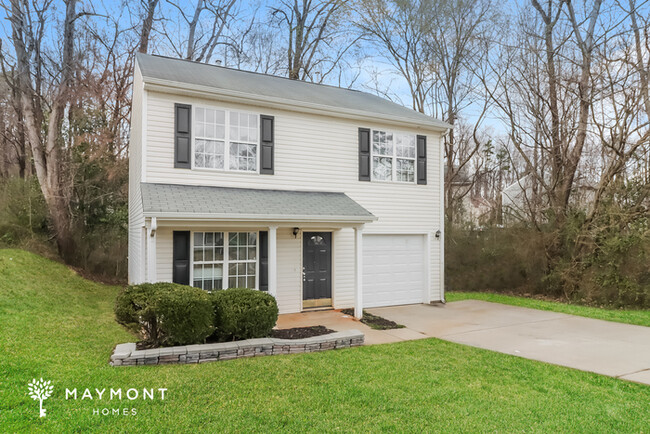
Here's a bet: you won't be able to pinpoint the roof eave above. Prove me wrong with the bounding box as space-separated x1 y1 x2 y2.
142 78 452 132
142 211 378 224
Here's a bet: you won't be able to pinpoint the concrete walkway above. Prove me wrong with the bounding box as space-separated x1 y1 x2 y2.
369 300 650 386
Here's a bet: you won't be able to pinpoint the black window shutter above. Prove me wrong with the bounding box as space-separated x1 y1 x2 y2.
260 115 274 174
359 128 371 181
174 104 192 169
259 231 269 291
172 231 190 285
417 134 427 185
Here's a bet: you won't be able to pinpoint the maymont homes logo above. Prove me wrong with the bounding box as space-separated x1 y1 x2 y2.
27 378 54 417
27 378 168 418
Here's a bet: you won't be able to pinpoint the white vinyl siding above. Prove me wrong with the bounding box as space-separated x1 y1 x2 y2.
128 66 145 284
332 228 355 309
275 228 302 313
141 91 444 304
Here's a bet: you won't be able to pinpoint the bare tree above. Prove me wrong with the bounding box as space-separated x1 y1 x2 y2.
139 0 160 53
0 73 29 178
161 0 237 63
359 0 497 224
427 0 496 223
3 0 82 257
271 0 359 82
485 0 605 225
356 0 432 111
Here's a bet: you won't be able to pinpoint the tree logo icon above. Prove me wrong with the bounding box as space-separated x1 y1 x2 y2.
28 378 53 417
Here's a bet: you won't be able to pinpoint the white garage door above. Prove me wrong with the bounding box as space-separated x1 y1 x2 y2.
363 234 426 308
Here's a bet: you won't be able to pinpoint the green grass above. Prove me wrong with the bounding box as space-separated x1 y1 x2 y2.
446 291 650 328
1 249 649 432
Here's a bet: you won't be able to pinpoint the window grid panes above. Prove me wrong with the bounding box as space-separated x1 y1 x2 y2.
194 108 258 172
192 232 224 291
228 232 257 289
371 130 416 183
229 112 258 171
194 108 226 169
191 231 257 292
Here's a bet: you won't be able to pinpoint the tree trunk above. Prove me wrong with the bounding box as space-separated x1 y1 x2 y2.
139 0 159 53
9 0 78 260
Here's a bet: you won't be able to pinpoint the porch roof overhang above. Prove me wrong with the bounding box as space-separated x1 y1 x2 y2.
141 183 377 224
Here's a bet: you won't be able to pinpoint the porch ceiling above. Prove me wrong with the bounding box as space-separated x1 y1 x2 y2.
141 183 377 224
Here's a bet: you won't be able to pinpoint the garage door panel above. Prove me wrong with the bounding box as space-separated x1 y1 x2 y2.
363 234 426 308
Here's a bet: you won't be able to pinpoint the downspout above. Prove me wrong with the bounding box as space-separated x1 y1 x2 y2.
440 128 451 304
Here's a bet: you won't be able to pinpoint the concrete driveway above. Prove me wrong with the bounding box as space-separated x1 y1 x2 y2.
369 300 650 386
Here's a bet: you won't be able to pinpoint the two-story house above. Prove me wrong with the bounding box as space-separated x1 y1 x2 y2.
129 53 449 318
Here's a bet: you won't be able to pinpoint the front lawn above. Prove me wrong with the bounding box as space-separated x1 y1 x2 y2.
446 291 650 328
1 249 648 432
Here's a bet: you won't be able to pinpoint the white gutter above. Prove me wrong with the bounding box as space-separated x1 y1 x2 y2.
143 80 452 133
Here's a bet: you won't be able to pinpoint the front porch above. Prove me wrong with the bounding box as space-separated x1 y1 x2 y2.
139 183 378 318
276 309 428 345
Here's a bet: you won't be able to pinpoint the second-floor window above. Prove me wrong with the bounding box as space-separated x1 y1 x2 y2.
371 130 416 183
194 107 259 172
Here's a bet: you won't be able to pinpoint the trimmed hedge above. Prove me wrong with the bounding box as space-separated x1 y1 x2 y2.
115 283 213 346
211 288 279 341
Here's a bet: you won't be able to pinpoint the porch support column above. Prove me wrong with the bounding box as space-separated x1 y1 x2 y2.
354 225 364 319
146 217 157 283
268 225 278 297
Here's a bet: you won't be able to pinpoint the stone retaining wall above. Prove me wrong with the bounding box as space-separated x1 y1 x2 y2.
110 329 364 366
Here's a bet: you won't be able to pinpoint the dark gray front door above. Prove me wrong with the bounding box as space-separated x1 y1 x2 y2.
302 232 332 307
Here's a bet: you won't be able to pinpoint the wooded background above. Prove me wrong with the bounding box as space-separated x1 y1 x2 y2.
1 0 649 307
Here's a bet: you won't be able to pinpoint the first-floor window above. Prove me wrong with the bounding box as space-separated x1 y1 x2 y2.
192 231 257 291
193 232 224 290
228 232 257 288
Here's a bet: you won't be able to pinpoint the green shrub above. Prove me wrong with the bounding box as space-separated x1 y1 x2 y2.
114 282 213 346
211 288 278 341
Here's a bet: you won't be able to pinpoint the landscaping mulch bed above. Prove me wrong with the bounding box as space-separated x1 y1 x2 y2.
341 309 405 330
136 341 157 350
136 325 337 348
270 325 335 339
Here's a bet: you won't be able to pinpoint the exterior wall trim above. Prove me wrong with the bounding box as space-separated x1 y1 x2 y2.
141 69 148 183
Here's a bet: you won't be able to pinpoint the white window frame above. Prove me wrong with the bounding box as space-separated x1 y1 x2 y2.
191 231 225 291
191 106 260 174
370 129 417 184
190 230 260 291
226 231 260 289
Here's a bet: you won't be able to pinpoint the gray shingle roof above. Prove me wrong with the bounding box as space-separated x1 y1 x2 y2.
136 53 449 130
141 183 376 222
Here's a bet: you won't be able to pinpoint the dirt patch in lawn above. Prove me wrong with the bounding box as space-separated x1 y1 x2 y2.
270 325 336 339
341 309 405 330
